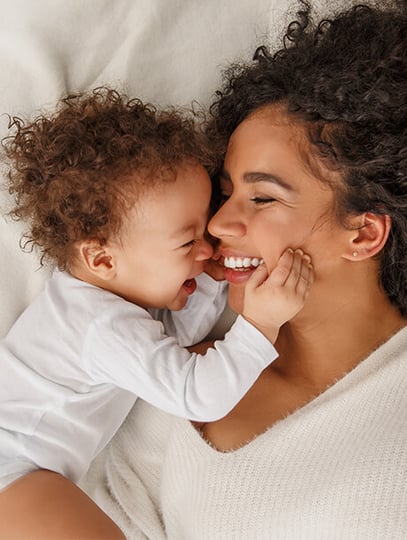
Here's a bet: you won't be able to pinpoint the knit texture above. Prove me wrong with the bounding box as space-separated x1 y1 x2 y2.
83 326 407 539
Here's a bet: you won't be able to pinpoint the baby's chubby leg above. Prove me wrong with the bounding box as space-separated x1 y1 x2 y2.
0 469 125 539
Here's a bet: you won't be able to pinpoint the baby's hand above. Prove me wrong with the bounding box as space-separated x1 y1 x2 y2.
242 249 313 343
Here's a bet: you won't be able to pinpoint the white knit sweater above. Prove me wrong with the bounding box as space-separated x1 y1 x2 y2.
83 326 407 539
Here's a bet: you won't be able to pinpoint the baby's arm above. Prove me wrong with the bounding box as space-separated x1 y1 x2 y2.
87 311 278 422
243 249 313 343
88 250 312 422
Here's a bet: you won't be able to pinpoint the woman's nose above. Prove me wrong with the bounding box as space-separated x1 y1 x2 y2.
208 199 246 238
195 238 214 261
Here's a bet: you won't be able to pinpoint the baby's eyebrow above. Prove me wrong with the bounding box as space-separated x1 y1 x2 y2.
170 224 195 240
169 208 210 241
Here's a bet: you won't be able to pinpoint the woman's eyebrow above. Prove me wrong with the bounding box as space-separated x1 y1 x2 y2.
243 171 293 191
221 168 292 191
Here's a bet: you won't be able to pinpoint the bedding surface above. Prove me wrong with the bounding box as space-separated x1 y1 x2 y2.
0 0 294 338
0 0 359 338
0 0 370 536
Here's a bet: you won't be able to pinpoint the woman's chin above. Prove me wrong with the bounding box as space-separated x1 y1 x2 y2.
227 283 246 314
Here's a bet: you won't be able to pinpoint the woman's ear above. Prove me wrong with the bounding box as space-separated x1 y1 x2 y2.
78 239 116 280
343 212 391 261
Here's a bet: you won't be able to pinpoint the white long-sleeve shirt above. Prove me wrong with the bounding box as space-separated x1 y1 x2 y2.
0 271 277 488
83 326 407 540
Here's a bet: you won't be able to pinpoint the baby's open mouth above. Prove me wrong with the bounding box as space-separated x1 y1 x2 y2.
182 278 197 294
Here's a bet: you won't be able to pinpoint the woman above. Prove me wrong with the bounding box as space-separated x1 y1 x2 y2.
84 2 407 538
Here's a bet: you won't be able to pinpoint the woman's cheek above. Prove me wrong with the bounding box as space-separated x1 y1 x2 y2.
249 216 285 266
250 234 284 274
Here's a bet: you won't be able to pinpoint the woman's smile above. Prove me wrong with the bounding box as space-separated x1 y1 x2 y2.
223 255 264 269
219 252 264 283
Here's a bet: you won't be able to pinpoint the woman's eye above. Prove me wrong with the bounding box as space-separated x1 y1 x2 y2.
250 196 276 205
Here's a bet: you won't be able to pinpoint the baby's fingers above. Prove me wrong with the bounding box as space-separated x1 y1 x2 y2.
245 263 269 292
284 249 313 296
265 248 294 288
296 257 314 298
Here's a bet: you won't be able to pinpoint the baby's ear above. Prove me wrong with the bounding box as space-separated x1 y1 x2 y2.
78 239 116 280
342 212 391 261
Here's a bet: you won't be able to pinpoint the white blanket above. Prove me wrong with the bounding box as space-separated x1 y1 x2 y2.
0 2 361 529
0 0 362 338
0 0 301 338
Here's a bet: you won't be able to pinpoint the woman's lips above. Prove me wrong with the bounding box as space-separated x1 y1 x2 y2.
220 254 263 284
202 251 264 284
223 266 255 284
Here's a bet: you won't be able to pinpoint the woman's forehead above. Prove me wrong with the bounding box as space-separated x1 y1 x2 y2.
226 106 343 190
226 109 309 171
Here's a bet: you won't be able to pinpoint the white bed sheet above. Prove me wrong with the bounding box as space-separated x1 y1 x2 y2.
0 0 297 338
0 0 365 535
0 0 361 338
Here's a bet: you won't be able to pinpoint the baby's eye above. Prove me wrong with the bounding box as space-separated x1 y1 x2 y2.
182 239 197 248
250 196 276 205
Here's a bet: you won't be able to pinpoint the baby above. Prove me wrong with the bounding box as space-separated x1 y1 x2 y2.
0 88 312 533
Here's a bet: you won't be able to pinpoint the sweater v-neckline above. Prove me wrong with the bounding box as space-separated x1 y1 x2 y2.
183 325 407 456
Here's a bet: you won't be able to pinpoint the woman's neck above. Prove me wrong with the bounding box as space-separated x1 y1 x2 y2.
198 268 406 451
274 282 406 393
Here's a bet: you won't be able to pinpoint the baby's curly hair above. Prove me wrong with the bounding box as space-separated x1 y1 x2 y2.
207 1 407 315
3 87 212 269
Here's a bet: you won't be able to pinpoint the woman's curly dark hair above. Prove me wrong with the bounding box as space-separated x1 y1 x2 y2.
207 1 407 315
3 87 212 269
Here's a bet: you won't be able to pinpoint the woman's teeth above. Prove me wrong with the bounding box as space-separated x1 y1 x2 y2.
224 256 264 269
